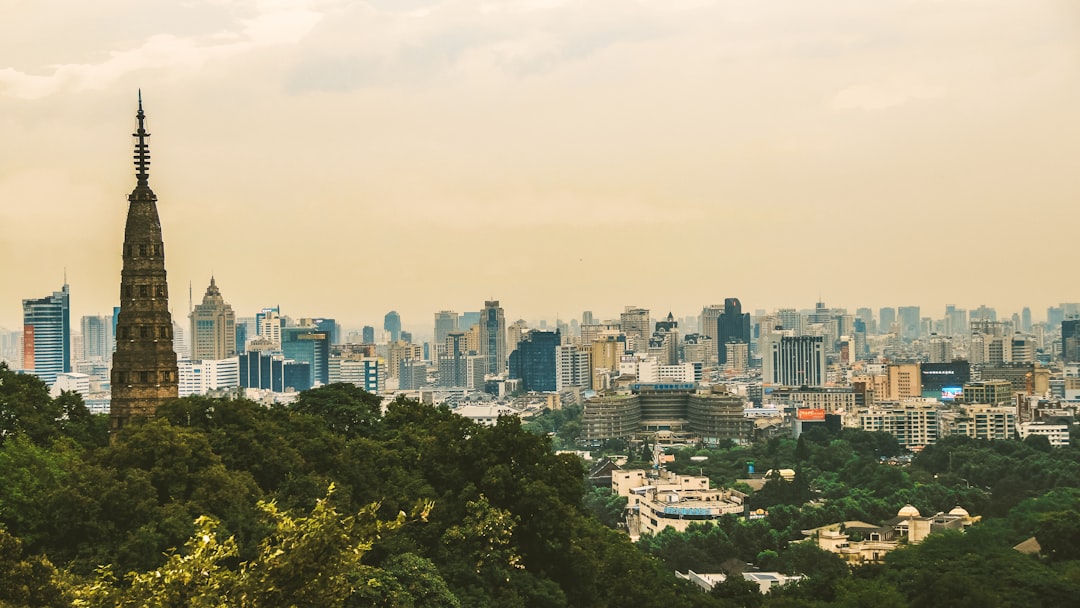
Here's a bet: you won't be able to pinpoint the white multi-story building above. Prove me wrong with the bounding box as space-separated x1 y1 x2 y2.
178 357 240 397
858 401 939 449
1017 421 1070 447
556 345 592 390
50 372 91 399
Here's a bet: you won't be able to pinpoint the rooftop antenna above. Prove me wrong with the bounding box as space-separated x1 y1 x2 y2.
189 281 193 314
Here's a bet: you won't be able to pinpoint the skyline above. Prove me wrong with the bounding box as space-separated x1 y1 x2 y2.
3 0 1079 331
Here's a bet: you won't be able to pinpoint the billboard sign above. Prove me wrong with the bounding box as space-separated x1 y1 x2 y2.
796 408 826 421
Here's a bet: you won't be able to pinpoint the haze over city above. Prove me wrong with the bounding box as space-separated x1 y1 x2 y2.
2 0 1079 331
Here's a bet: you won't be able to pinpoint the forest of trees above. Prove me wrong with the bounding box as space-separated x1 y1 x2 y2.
2 360 1080 606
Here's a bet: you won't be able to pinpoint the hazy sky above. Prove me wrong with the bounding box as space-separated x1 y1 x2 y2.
2 0 1079 335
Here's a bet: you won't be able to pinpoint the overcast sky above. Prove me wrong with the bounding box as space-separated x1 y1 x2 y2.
2 0 1078 335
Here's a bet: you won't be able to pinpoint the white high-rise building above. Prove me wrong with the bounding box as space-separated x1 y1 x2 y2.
763 335 825 387
178 357 240 397
556 345 592 390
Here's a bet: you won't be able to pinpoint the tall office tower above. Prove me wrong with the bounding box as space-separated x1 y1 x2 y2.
717 298 751 365
479 300 507 375
700 304 724 347
434 311 458 345
172 321 190 360
897 306 921 342
300 318 339 346
777 308 803 335
384 311 402 343
1047 306 1065 329
110 95 179 430
945 305 967 336
460 311 481 332
620 306 650 347
22 283 71 386
362 325 375 344
556 344 592 390
256 307 282 347
972 305 997 322
855 307 874 331
80 314 112 362
928 335 953 363
189 277 236 361
582 310 594 326
507 329 559 392
853 318 868 357
282 327 330 387
507 319 529 354
879 307 897 335
1061 319 1080 363
1022 308 1032 333
437 332 469 387
762 335 825 387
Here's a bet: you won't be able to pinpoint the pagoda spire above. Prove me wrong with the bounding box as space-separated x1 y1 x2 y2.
133 89 151 186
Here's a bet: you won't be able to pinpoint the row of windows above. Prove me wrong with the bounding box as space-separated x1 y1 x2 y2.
123 284 167 298
118 325 172 339
115 370 174 384
125 244 163 258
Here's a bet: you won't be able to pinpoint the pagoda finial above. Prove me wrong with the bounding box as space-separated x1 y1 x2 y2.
133 90 151 186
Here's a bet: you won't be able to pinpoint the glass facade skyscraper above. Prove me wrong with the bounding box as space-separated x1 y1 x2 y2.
22 283 70 386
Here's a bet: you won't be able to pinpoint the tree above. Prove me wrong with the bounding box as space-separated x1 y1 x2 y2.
0 526 63 608
290 383 383 439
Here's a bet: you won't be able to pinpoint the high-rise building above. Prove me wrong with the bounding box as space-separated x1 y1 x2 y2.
700 304 724 349
879 307 897 335
362 326 375 344
762 335 825 387
434 311 458 345
22 283 71 386
110 96 180 429
1062 319 1080 364
281 327 330 387
928 335 953 363
384 311 402 343
897 306 921 342
620 306 650 350
189 277 236 361
80 315 113 362
717 298 751 365
1021 308 1032 333
508 329 559 392
556 344 592 390
256 307 282 347
479 300 507 375
582 310 595 326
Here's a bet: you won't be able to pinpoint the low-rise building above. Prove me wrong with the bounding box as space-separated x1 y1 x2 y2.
801 505 977 564
612 468 746 539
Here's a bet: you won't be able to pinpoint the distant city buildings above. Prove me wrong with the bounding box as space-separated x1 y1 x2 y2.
189 277 236 361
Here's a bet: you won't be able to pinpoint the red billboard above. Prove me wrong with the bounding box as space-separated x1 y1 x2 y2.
796 408 825 421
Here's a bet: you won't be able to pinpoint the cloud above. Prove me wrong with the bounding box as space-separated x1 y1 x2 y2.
0 1 325 100
831 75 946 111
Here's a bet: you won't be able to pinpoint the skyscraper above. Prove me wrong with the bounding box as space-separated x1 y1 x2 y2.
22 283 70 385
479 300 507 375
80 314 113 361
508 329 560 392
434 310 458 345
384 311 402 343
762 335 825 387
897 306 921 342
1063 319 1080 363
110 94 179 430
189 277 236 361
717 297 751 365
879 307 896 335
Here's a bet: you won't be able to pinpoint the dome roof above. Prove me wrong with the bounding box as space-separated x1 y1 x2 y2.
948 506 970 517
897 504 921 518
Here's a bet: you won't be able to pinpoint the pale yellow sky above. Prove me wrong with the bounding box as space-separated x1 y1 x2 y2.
2 0 1079 334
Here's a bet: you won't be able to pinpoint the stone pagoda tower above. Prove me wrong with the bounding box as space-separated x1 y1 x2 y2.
110 92 179 431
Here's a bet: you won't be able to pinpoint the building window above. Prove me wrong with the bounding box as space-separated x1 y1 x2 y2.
140 327 150 338
140 371 150 383
139 244 147 256
139 285 149 297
